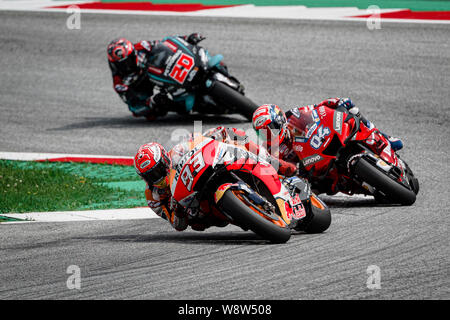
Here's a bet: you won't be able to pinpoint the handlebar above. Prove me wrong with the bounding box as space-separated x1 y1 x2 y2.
343 113 361 145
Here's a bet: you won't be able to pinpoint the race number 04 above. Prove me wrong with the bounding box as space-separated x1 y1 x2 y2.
310 125 330 149
169 53 194 84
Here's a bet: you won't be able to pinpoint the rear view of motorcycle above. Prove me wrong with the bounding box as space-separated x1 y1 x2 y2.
289 105 419 205
146 36 258 120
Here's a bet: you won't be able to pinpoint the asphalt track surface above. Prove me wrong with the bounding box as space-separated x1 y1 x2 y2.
1 11 449 300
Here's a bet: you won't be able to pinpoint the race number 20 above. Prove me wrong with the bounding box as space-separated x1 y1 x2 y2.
169 53 194 84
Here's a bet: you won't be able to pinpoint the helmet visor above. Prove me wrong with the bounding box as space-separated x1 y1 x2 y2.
141 159 168 186
288 109 317 138
256 121 284 144
116 51 137 74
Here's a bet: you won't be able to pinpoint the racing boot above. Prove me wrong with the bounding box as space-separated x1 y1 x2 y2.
382 133 404 151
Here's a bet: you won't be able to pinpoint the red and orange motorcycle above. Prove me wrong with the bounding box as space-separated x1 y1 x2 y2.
288 105 419 205
168 136 331 243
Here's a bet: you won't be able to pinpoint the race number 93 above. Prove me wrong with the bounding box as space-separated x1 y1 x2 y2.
169 53 194 84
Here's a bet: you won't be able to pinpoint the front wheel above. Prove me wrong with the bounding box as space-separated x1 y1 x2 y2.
300 194 331 233
402 159 419 195
219 189 291 244
209 81 258 121
353 157 416 206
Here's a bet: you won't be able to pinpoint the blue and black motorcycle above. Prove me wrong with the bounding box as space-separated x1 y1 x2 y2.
145 36 258 121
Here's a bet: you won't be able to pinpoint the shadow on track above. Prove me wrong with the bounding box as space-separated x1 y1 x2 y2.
78 230 278 245
48 113 247 131
319 195 404 209
320 196 376 208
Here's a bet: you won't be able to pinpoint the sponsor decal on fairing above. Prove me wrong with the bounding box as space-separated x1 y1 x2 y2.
302 154 323 167
333 111 343 135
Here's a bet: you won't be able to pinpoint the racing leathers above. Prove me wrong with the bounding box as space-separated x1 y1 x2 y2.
145 177 230 232
145 182 189 231
144 141 228 232
262 98 368 178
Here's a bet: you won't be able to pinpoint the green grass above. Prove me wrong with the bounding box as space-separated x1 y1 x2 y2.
0 160 146 214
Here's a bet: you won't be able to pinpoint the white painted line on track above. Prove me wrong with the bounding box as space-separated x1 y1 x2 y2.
0 151 132 161
1 207 158 223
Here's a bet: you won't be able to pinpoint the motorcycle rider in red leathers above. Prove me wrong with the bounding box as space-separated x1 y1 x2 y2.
252 99 404 180
134 142 194 231
107 33 205 120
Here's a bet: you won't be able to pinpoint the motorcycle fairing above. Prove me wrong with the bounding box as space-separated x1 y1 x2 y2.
290 104 410 196
147 37 199 87
208 54 223 68
211 142 304 225
169 137 303 226
170 137 215 200
291 106 352 172
163 36 194 56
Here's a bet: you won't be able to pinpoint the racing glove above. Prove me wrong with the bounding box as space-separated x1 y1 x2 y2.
337 98 376 129
337 98 355 111
279 160 297 177
269 157 297 177
146 92 170 117
337 98 363 121
168 197 189 231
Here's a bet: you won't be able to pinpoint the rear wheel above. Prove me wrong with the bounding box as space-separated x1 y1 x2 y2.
353 157 416 206
209 81 258 121
219 189 291 244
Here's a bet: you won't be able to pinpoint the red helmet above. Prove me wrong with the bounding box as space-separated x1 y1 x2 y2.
252 104 289 146
134 143 171 188
107 38 138 74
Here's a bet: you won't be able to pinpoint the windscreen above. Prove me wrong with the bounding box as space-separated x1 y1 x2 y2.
287 108 318 139
148 43 174 68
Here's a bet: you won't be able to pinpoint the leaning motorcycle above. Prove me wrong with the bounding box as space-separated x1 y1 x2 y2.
169 136 331 243
145 36 258 120
289 105 419 205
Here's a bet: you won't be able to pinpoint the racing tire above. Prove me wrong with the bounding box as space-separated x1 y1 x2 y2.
403 160 420 195
353 157 416 206
220 190 291 244
303 194 332 234
209 81 258 121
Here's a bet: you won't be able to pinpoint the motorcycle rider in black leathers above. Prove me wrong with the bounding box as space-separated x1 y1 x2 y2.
107 33 206 120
